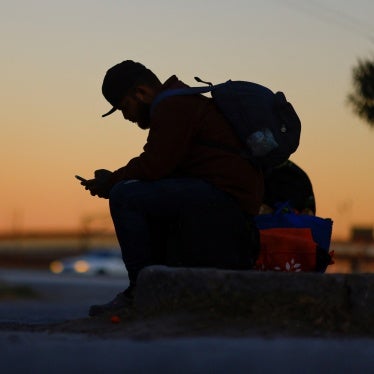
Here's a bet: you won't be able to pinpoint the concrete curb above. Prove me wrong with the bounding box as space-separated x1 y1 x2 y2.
134 266 374 334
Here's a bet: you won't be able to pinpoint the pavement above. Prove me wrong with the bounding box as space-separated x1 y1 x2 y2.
1 332 374 374
1 266 374 373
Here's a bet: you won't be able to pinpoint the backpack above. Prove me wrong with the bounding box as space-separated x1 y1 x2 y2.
151 78 301 169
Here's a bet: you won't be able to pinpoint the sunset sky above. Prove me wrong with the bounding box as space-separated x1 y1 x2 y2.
1 0 373 240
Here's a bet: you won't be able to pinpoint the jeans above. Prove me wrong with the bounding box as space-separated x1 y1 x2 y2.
109 178 259 284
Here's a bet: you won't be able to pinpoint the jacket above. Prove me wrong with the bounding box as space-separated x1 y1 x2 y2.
110 75 264 215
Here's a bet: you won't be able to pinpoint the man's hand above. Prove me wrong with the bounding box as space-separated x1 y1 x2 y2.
83 169 113 199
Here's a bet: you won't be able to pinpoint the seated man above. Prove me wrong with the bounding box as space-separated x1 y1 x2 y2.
81 60 263 316
260 160 316 215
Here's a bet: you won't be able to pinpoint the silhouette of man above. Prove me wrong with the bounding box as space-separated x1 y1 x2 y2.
80 60 263 316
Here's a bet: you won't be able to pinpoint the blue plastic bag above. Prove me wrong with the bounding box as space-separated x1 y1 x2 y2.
255 204 333 250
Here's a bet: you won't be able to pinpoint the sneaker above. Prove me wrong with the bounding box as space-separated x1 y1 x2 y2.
88 285 135 317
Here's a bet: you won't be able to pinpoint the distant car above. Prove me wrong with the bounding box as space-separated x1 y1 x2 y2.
49 248 126 276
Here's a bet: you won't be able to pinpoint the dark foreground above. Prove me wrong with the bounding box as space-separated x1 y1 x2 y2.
2 266 373 340
1 267 374 374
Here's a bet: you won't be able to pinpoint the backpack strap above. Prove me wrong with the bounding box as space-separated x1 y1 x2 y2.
150 86 212 115
150 82 229 115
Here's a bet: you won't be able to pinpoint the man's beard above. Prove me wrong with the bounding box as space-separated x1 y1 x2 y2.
135 101 151 130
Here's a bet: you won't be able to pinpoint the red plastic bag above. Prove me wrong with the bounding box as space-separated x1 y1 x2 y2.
255 227 317 272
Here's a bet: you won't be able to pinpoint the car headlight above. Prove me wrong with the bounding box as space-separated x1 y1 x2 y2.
50 261 64 274
73 260 90 273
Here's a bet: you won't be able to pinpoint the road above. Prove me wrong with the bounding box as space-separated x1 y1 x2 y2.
1 268 374 374
0 268 129 324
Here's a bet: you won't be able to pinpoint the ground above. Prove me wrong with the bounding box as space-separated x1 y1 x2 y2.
1 268 373 340
1 291 372 340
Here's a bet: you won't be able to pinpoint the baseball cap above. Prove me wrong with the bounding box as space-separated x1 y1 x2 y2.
101 60 149 117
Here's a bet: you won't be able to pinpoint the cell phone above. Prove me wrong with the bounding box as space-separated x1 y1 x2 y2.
75 175 87 182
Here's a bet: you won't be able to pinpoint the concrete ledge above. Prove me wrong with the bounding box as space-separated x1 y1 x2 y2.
134 266 374 335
